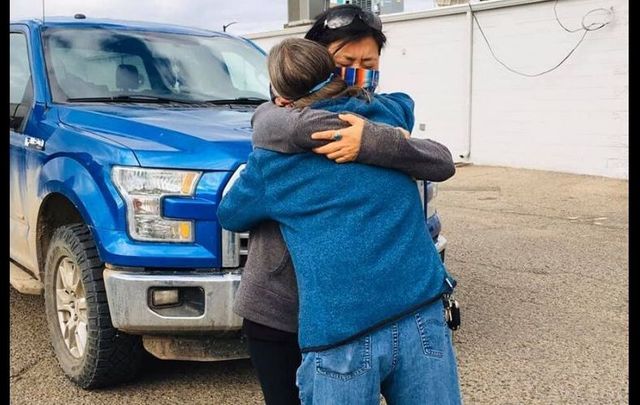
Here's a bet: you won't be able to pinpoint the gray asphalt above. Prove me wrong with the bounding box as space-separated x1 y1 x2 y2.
10 165 628 404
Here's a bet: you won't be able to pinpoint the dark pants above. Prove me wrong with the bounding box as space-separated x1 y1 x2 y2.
244 319 302 405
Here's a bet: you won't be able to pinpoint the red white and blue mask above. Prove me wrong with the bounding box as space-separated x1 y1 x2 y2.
334 66 379 93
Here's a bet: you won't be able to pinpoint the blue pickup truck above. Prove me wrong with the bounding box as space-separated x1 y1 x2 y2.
9 16 447 388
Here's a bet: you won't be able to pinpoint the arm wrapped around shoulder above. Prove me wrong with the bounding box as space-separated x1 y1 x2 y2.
251 102 348 153
357 124 456 182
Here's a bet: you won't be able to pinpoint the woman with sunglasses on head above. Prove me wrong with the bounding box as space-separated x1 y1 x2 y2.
230 5 460 405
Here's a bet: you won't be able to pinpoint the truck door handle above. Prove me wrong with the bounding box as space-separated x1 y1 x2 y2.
24 136 45 150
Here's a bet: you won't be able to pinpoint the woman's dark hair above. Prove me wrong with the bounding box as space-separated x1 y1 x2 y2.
304 4 387 56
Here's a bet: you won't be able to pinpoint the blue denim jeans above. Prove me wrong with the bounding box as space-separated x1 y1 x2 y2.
296 299 462 405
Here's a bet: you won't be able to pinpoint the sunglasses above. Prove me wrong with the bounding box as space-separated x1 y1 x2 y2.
323 7 383 31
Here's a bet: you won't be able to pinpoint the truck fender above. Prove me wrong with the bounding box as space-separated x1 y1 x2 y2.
37 156 125 254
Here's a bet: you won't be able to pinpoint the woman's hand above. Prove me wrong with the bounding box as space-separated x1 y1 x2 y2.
310 114 364 163
397 127 411 139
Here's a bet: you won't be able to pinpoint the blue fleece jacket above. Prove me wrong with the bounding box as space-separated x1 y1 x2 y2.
217 93 455 351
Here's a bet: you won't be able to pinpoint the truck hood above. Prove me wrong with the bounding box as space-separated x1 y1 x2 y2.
57 104 256 171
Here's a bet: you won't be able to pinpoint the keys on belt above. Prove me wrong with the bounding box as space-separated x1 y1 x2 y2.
443 294 461 331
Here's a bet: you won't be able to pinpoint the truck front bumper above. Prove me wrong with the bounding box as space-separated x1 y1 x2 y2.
103 268 243 334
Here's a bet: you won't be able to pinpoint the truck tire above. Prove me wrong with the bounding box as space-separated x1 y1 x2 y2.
43 223 144 389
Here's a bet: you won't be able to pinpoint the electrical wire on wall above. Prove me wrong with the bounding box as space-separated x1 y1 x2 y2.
468 0 614 77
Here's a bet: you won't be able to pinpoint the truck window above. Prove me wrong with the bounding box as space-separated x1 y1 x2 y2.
221 51 269 93
10 32 34 132
42 29 270 103
48 47 151 97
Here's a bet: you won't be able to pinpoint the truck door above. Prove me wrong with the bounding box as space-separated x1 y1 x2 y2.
10 28 37 270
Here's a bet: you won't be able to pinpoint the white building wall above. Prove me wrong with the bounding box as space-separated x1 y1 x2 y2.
379 13 470 160
470 0 628 179
246 0 628 179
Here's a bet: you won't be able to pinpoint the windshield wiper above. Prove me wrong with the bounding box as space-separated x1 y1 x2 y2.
66 95 199 104
203 97 268 106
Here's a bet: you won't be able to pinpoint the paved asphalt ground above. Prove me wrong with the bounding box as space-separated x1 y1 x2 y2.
10 165 628 404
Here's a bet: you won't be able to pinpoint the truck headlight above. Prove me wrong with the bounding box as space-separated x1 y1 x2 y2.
112 166 202 242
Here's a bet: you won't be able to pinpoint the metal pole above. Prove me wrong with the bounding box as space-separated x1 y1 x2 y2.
462 7 474 160
223 21 238 32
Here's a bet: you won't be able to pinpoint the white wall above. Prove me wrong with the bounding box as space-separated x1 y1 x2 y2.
380 12 470 159
246 0 628 179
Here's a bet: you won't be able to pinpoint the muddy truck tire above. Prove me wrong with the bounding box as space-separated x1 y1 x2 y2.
43 223 144 389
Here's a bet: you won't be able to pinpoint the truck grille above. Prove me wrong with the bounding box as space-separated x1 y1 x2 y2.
221 229 249 268
416 180 426 209
221 164 249 269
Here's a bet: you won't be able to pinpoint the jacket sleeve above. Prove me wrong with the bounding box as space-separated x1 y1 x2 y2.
356 92 455 181
356 122 456 182
216 154 270 232
379 92 415 132
252 99 456 182
251 102 349 153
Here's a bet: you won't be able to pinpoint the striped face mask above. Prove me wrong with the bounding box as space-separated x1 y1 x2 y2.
334 66 379 93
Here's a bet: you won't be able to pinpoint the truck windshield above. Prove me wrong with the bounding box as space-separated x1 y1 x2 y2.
42 28 270 104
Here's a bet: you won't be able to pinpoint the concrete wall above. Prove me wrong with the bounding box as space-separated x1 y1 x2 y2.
246 0 628 179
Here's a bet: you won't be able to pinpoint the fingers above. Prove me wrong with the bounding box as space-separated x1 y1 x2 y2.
311 125 358 140
330 153 356 163
311 129 340 141
311 122 360 162
313 142 357 162
397 128 411 139
338 113 364 126
313 142 343 155
311 121 361 140
326 151 356 162
311 115 357 141
274 96 291 107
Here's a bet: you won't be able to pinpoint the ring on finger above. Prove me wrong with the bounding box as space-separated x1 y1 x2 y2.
332 131 342 141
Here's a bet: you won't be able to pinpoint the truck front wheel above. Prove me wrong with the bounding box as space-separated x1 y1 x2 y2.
43 223 144 389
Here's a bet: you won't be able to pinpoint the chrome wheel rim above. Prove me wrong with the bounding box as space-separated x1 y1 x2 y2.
55 257 88 358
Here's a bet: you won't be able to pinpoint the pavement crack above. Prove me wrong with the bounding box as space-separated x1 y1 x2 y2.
450 257 549 275
10 356 47 380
